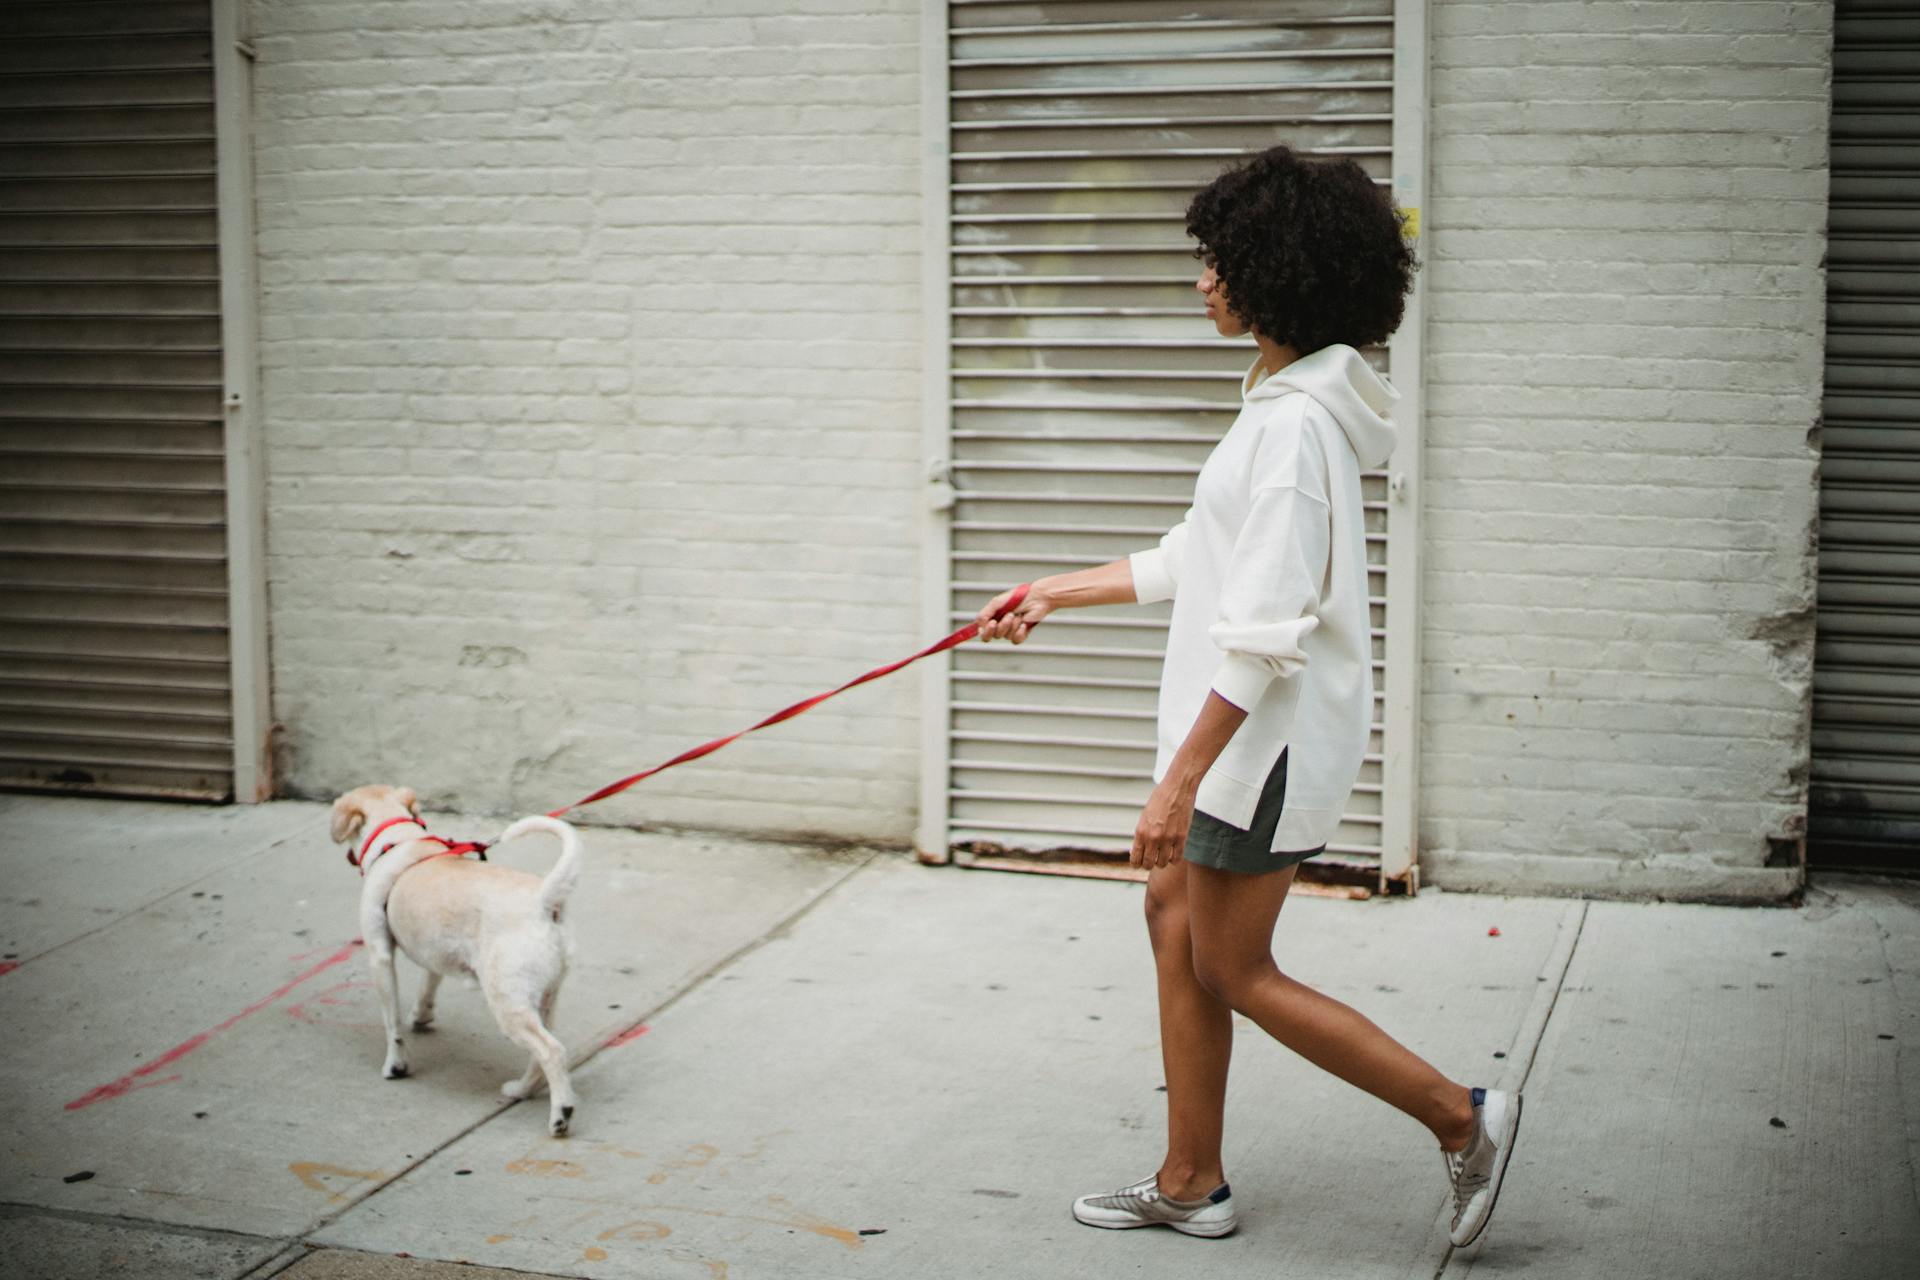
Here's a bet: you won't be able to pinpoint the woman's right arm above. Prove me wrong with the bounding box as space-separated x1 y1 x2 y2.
976 512 1190 643
973 558 1138 644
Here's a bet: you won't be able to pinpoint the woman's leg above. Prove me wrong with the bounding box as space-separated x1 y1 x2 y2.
1143 858 1234 1198
1184 862 1478 1151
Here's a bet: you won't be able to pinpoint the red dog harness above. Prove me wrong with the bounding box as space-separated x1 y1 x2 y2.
351 816 489 876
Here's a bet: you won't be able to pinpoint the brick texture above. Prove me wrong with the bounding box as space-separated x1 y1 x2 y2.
250 1 1835 893
251 0 926 840
1420 0 1832 889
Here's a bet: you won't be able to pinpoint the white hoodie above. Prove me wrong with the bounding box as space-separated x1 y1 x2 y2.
1129 343 1399 854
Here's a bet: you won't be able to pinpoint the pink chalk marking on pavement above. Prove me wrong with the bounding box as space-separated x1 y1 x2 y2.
64 939 363 1112
604 1024 650 1049
0 961 19 977
284 978 372 1025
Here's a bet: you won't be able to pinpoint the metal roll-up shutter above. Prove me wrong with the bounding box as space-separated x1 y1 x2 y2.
1812 1 1920 870
0 1 236 800
934 0 1407 879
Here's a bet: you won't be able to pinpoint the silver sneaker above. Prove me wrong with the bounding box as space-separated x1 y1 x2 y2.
1444 1087 1524 1247
1072 1174 1237 1237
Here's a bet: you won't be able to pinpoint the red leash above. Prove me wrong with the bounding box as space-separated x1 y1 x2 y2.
545 584 1032 818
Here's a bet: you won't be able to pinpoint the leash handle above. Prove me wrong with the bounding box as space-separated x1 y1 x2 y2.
545 583 1035 819
970 582 1033 640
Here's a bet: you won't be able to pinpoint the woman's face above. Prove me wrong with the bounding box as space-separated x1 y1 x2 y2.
1196 263 1251 337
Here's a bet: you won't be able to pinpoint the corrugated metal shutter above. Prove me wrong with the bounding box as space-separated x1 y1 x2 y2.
0 1 235 800
938 0 1400 876
1812 1 1920 869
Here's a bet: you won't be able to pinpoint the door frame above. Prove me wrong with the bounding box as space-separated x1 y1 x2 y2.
915 1 1430 891
213 0 271 801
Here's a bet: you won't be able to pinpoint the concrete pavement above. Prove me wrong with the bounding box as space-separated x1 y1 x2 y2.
1 793 1915 1279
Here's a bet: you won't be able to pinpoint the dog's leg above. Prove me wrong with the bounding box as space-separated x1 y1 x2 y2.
360 904 410 1079
502 1054 543 1101
410 970 442 1031
495 1004 576 1137
500 984 556 1099
369 944 410 1079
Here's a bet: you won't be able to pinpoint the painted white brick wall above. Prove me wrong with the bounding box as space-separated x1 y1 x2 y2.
1420 0 1832 896
248 1 1835 896
251 0 926 841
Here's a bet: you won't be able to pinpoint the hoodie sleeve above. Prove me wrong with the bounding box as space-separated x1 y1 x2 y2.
1129 513 1190 605
1207 412 1334 712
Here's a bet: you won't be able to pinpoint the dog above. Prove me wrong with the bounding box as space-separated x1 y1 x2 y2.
329 784 583 1136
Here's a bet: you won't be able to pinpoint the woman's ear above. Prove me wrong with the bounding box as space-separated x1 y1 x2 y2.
330 793 367 845
396 787 419 820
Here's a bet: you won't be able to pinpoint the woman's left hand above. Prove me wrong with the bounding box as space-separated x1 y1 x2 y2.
1132 776 1197 870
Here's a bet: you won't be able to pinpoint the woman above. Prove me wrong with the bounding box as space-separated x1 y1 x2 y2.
973 145 1521 1247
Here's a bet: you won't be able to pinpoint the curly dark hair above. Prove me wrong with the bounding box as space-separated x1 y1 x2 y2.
1185 144 1418 352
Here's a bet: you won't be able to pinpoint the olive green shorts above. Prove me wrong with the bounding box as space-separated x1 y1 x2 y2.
1183 746 1328 875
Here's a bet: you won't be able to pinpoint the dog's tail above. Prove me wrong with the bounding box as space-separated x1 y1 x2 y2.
496 815 583 919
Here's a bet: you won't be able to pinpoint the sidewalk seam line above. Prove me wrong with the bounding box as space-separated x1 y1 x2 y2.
235 1242 311 1280
3 818 316 975
293 845 890 1245
1511 900 1590 1093
1431 898 1591 1280
0 1199 288 1247
1865 894 1920 1223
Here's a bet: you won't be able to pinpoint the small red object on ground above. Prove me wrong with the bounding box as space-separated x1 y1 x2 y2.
1488 926 1502 937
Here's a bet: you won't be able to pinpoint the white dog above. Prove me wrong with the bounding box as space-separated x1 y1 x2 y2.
329 783 583 1136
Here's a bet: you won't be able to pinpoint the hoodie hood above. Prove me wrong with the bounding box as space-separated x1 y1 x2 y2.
1244 343 1399 469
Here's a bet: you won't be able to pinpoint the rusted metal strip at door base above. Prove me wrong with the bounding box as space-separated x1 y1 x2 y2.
959 849 1373 899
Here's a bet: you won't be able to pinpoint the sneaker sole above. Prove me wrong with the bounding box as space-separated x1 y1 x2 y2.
1452 1092 1524 1249
1072 1206 1237 1238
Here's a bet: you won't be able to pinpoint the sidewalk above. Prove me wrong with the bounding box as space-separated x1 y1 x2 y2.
1 793 1915 1280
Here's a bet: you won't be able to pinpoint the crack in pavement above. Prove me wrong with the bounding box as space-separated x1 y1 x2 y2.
1432 899 1591 1280
293 846 889 1251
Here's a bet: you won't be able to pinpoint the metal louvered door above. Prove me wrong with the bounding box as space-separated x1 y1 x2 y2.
928 1 1416 885
1812 2 1920 871
0 2 238 801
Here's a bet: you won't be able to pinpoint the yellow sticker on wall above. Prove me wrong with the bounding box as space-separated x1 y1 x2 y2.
1401 206 1421 240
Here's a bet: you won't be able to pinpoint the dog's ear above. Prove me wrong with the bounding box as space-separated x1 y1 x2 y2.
395 786 419 820
330 793 367 846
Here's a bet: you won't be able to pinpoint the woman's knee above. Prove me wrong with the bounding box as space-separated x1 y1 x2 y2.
1143 870 1190 950
1190 947 1276 1010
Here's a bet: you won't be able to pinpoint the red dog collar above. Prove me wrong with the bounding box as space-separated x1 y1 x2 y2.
351 816 488 876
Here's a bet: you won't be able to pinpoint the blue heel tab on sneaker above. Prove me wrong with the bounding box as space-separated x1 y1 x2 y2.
1470 1087 1487 1108
1209 1183 1231 1204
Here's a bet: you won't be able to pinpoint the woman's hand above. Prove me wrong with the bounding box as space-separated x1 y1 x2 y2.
975 582 1056 644
1132 775 1198 870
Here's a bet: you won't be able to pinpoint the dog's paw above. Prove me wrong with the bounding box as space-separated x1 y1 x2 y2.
409 1016 435 1032
383 1060 410 1080
549 1105 574 1138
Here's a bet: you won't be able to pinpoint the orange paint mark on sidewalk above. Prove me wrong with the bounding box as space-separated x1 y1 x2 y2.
646 1142 718 1185
597 1220 671 1241
288 1160 385 1203
506 1155 587 1178
763 1195 863 1250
